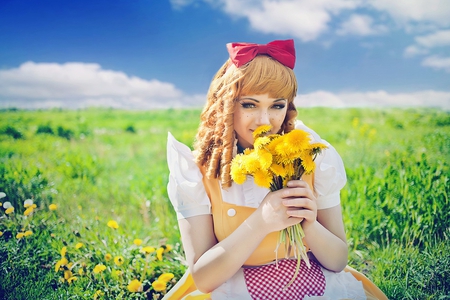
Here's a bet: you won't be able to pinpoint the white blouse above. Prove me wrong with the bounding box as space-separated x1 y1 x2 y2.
167 121 347 220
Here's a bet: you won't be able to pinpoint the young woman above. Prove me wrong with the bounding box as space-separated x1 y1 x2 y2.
165 39 387 299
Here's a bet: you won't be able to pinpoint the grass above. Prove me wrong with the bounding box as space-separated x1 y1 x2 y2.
0 107 449 299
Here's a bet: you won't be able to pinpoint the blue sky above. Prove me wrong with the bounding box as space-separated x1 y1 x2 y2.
1 0 449 109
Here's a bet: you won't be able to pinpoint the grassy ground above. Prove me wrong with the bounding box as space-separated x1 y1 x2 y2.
0 107 449 299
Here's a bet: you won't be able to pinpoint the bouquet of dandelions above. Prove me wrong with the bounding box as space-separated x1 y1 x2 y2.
230 124 327 287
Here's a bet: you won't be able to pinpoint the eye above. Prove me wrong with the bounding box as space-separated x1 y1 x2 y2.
272 103 286 110
240 102 256 109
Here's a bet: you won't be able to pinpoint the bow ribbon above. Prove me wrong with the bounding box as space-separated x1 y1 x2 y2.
226 39 296 69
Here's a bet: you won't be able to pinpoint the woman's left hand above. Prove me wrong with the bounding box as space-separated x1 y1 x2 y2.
281 180 317 229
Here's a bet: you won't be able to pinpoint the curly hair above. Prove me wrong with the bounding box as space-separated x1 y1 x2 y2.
194 55 298 188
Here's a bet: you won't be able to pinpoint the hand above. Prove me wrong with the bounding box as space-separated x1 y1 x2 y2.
281 180 318 229
254 181 313 234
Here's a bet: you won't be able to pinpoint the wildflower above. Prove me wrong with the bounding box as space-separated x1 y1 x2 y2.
24 199 33 208
67 276 77 284
163 244 173 252
78 268 84 276
93 290 104 299
75 242 83 249
60 246 67 257
0 192 6 199
0 231 3 237
55 257 68 272
3 201 12 209
127 279 143 292
158 273 174 282
114 256 124 266
152 280 167 291
24 230 33 237
51 233 56 238
141 246 155 254
5 207 14 214
16 232 25 239
93 264 106 274
64 270 73 280
105 253 112 261
252 124 272 138
24 207 34 216
133 238 143 246
49 204 57 211
156 247 164 261
107 220 119 229
113 270 122 276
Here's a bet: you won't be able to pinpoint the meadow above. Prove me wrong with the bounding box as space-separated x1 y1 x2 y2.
0 107 449 299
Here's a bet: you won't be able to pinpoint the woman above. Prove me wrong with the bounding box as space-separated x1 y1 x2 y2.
165 39 387 299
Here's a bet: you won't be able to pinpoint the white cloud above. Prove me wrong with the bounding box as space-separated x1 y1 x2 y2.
0 62 198 109
337 14 388 36
296 90 450 109
403 45 429 57
368 0 450 28
421 55 450 72
415 29 450 48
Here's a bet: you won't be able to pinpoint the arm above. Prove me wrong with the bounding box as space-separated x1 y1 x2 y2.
178 189 305 293
282 180 348 272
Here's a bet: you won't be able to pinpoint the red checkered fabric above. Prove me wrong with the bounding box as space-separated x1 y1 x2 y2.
243 259 326 300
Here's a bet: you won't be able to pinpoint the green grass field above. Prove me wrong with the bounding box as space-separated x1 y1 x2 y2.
1 107 449 299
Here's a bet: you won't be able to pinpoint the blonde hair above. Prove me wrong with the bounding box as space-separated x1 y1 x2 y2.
194 55 298 188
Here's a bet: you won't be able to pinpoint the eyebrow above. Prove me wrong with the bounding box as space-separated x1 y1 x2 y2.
239 97 287 103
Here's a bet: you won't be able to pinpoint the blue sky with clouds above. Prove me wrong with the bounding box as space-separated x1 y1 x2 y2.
1 0 449 109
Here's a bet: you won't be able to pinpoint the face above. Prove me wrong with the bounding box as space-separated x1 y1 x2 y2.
233 93 288 149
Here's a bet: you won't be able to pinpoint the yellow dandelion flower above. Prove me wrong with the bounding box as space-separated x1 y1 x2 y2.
24 230 33 237
75 242 83 249
50 233 56 238
141 246 155 254
156 247 164 261
16 232 25 239
300 155 316 174
49 204 57 211
31 204 37 209
78 268 84 276
127 279 143 292
93 264 106 274
60 246 67 257
55 257 68 272
0 203 2 207
67 276 77 284
270 163 286 177
133 238 142 246
163 244 173 252
93 290 104 299
113 270 122 277
257 149 273 170
114 256 124 266
64 270 73 280
23 207 34 216
352 117 359 128
0 231 3 237
5 207 14 214
158 273 174 283
252 124 272 138
253 169 272 189
107 220 119 229
105 253 112 261
152 280 167 291
254 136 271 149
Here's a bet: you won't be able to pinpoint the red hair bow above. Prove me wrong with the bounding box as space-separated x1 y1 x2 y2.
226 39 296 69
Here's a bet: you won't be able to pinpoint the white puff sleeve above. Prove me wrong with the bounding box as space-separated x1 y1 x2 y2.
295 121 347 209
166 132 211 219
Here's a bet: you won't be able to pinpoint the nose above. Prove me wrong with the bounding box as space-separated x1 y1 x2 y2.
256 110 270 126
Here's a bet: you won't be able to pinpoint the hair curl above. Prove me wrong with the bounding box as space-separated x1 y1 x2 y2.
194 55 298 188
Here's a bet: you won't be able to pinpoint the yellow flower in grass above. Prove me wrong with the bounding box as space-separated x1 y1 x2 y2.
67 276 77 284
64 270 73 280
60 246 67 257
152 280 167 291
114 256 124 266
16 232 25 239
49 204 57 211
55 257 69 272
163 244 173 252
78 268 84 276
5 207 14 214
93 290 104 299
107 220 119 229
24 230 32 237
24 199 33 208
141 246 155 255
105 253 112 261
93 264 106 274
158 273 174 282
0 231 3 237
156 247 164 261
75 242 83 249
133 238 143 246
127 279 143 292
23 207 34 216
